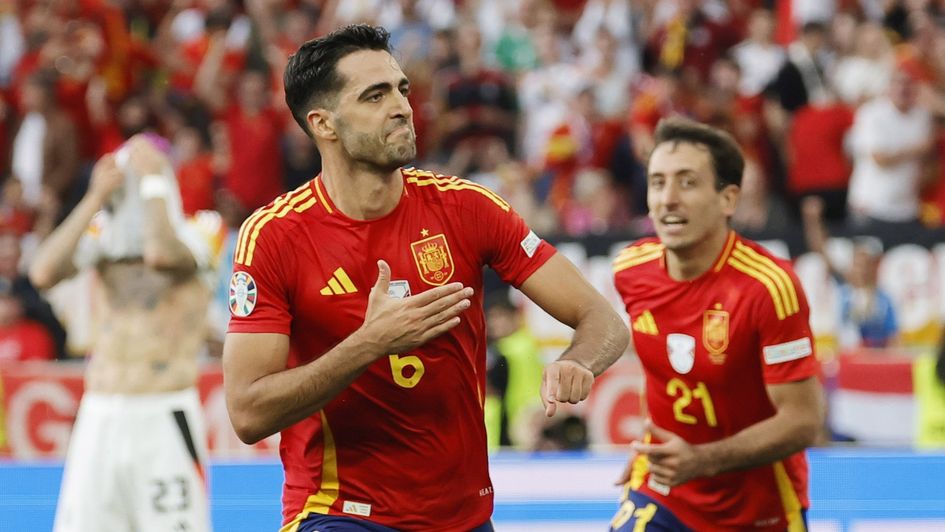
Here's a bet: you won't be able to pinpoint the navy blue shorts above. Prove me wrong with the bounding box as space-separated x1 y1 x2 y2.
609 490 808 532
298 514 495 532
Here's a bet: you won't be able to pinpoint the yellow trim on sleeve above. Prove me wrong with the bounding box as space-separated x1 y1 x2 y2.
733 242 799 314
727 256 787 320
235 184 314 265
405 171 511 212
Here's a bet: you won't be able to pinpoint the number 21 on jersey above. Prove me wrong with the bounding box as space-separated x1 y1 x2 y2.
666 378 717 427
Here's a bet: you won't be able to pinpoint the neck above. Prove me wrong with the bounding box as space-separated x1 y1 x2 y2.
665 227 730 281
320 157 404 220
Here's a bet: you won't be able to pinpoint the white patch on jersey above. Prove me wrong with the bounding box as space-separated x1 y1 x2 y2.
520 230 540 258
229 271 257 317
763 337 812 365
342 500 372 517
648 477 671 495
667 333 695 374
388 280 411 299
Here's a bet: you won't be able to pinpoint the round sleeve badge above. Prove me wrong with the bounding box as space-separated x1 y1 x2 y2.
229 271 257 317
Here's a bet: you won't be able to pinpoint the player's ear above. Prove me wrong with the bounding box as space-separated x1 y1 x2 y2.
719 183 739 217
307 109 337 141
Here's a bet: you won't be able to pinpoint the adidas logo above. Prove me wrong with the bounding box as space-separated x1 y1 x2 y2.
320 267 358 295
632 310 659 335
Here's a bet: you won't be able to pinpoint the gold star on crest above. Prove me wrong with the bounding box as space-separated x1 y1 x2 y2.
421 228 430 237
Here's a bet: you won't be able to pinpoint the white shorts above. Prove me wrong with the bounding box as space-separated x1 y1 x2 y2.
53 388 211 532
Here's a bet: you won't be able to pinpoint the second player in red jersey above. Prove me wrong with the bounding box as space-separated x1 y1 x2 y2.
222 25 629 532
610 118 823 532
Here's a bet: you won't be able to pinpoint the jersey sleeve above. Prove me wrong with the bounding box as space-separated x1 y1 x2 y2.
753 263 819 385
473 186 555 287
226 216 293 335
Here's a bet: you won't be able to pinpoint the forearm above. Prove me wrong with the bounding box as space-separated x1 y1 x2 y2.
29 193 102 288
559 302 629 376
229 331 383 443
142 197 196 272
696 399 820 476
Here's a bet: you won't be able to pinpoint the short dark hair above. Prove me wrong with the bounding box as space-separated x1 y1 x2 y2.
651 116 744 189
284 24 392 136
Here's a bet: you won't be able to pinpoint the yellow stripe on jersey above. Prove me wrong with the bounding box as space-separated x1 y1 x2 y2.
728 255 788 320
279 411 340 532
734 242 799 313
731 243 799 317
314 177 333 214
628 432 652 490
613 248 663 273
236 184 313 265
773 461 806 532
405 173 511 212
238 190 316 267
713 231 737 272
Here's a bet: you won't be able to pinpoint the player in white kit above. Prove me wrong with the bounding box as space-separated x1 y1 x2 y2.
30 135 214 532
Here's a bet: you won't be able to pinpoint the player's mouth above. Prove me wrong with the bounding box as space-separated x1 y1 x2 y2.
658 214 688 233
387 125 412 138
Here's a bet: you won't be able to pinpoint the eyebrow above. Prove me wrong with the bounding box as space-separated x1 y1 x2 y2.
357 78 410 101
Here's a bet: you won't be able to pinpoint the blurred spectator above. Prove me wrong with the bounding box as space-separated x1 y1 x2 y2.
0 231 65 359
437 23 518 173
0 0 24 89
0 279 54 362
913 326 945 448
731 8 785 98
579 29 636 119
785 92 854 221
765 21 830 120
802 197 898 350
11 70 79 213
483 292 545 449
846 68 933 227
832 21 894 106
173 126 217 215
207 69 285 212
492 0 542 73
643 0 739 84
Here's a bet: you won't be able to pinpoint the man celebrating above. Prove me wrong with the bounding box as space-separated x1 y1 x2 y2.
611 117 822 531
222 24 628 532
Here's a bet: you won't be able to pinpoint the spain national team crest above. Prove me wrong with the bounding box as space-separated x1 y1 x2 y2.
229 271 257 317
411 233 455 286
703 309 729 364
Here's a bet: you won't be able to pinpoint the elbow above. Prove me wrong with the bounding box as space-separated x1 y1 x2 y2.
28 265 56 291
613 317 631 354
229 410 270 445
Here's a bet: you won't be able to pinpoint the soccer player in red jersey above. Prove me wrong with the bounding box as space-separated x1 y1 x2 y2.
222 25 629 532
610 117 823 532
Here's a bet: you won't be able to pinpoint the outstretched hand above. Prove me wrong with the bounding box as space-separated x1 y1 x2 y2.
361 260 472 356
540 359 594 417
621 419 705 488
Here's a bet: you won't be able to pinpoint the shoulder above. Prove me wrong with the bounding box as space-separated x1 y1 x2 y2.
402 167 511 213
234 182 318 267
725 237 803 320
613 237 663 275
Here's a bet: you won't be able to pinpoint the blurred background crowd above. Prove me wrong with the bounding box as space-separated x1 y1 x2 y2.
2 0 945 451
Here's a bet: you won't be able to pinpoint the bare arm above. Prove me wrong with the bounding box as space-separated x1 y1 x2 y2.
520 253 630 415
126 137 199 273
28 155 121 289
223 260 473 444
799 196 846 281
633 377 823 487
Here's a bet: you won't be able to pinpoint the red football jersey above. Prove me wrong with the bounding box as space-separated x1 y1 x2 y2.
228 168 555 531
613 231 817 531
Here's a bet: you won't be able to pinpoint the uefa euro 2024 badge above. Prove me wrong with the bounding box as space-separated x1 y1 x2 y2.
229 271 257 317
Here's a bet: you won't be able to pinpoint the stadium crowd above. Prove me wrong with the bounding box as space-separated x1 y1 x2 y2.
1 0 945 449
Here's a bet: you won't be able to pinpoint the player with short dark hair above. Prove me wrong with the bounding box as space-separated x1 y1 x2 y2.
611 117 822 531
223 24 629 532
